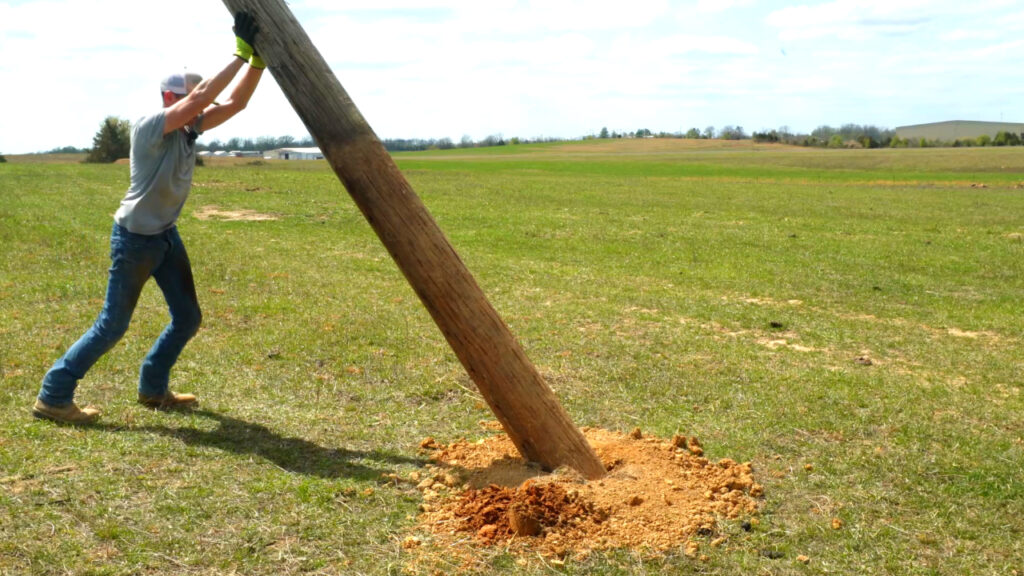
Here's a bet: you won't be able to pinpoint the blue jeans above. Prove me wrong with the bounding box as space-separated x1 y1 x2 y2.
38 223 202 406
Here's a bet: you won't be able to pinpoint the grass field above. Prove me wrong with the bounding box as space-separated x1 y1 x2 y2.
1 140 1022 575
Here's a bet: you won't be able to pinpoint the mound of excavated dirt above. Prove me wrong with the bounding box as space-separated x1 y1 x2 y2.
407 426 762 560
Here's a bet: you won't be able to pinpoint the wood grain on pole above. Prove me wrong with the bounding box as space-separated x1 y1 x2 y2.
219 0 606 479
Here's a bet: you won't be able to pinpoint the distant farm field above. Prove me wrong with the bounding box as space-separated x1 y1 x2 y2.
1 140 1022 575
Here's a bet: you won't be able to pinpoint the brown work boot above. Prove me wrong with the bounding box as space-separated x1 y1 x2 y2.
33 399 101 425
138 391 198 409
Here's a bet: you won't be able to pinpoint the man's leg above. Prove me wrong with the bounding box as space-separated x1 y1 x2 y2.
38 224 156 407
138 226 201 399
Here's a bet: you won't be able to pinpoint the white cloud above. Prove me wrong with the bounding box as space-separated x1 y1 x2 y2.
941 29 991 42
518 0 671 31
696 0 755 13
968 38 1024 58
651 34 759 56
765 0 1024 43
766 0 946 40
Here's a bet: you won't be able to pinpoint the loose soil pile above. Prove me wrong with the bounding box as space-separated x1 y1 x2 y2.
407 425 762 561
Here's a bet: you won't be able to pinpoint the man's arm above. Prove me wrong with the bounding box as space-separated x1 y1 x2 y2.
162 12 261 135
163 58 246 135
196 64 264 132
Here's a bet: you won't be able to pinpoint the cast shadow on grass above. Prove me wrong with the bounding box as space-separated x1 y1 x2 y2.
97 409 425 482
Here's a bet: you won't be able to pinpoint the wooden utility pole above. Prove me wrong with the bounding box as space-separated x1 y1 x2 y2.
219 0 605 479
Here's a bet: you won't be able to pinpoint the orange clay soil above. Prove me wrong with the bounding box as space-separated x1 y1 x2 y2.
407 425 762 559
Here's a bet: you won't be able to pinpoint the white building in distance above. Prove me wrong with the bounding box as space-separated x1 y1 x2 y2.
265 147 324 160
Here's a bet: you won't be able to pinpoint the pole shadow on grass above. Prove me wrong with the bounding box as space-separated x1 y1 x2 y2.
96 409 425 482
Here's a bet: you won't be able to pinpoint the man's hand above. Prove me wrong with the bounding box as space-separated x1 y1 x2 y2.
233 11 259 62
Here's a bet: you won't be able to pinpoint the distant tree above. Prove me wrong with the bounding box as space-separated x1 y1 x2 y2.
382 138 444 152
719 125 747 140
85 116 131 163
599 127 610 139
702 126 715 139
808 124 894 148
827 134 844 149
459 135 474 148
994 131 1021 146
480 134 505 147
753 130 779 143
839 123 862 141
859 125 892 145
635 128 652 138
47 145 88 154
684 128 701 139
976 134 992 147
812 125 837 142
255 135 278 151
438 137 455 149
0 153 6 163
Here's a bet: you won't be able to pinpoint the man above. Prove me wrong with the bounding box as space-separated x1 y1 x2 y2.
33 12 266 424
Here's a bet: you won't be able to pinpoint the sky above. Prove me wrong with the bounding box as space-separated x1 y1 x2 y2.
2 0 1024 154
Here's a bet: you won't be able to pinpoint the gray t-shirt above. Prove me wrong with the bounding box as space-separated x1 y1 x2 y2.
113 111 200 235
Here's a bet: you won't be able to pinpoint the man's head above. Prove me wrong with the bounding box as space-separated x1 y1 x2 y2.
160 72 202 107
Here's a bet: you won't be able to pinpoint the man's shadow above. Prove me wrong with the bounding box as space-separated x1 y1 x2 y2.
97 409 425 482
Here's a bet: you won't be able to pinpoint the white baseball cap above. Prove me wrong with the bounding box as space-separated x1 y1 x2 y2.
160 72 203 95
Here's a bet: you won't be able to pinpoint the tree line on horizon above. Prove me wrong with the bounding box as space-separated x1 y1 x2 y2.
600 123 1024 149
28 116 1024 163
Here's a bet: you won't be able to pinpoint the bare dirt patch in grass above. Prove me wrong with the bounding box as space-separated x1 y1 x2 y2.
192 205 279 222
408 427 761 564
758 337 817 352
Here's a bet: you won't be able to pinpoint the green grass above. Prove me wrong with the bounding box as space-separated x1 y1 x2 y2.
2 141 1023 575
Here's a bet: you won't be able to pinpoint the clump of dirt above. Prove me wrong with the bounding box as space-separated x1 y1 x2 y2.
453 480 600 541
411 426 762 559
